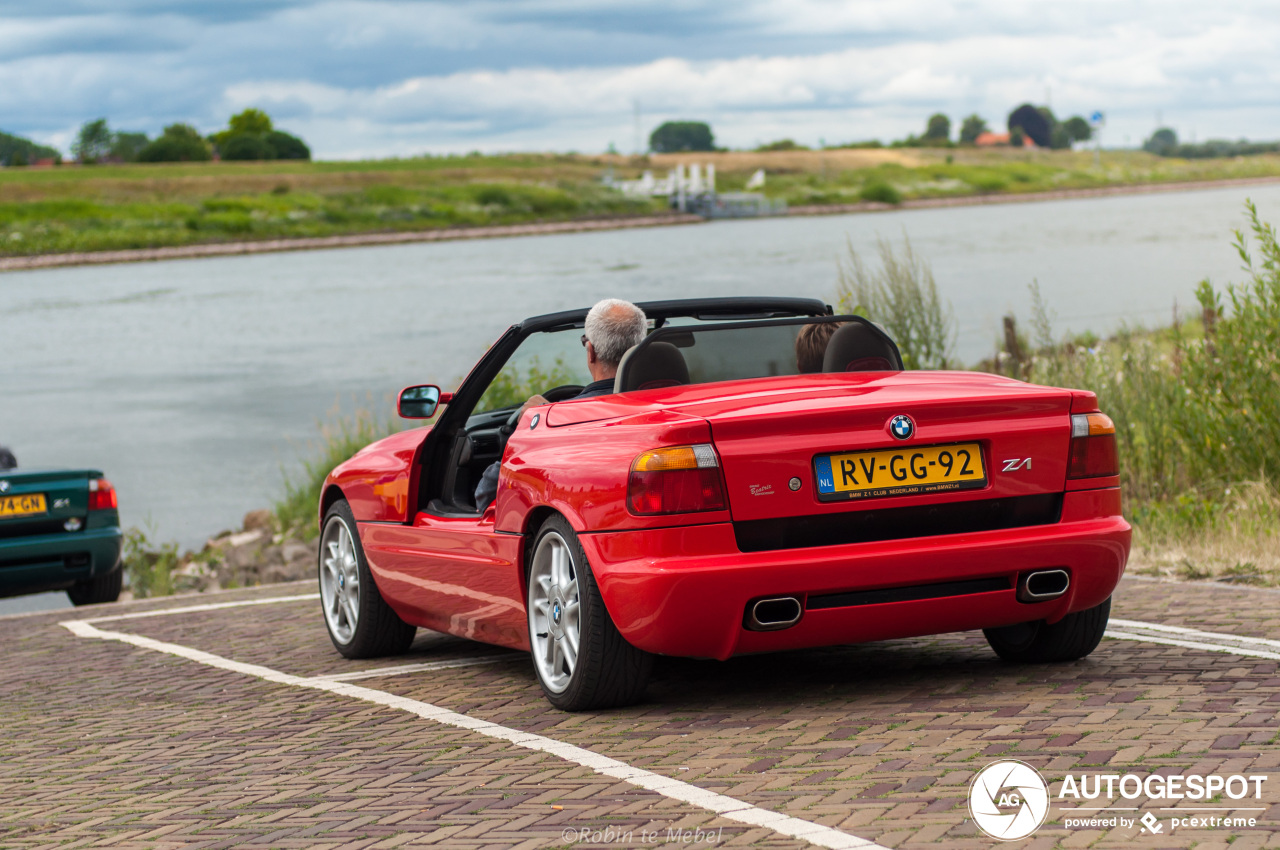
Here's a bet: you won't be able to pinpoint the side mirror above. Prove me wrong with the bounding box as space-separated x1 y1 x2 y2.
398 385 451 419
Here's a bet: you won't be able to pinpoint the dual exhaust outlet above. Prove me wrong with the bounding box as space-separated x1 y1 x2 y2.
742 569 1070 632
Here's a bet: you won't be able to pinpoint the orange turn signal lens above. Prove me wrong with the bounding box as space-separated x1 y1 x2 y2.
1071 412 1115 437
630 444 719 473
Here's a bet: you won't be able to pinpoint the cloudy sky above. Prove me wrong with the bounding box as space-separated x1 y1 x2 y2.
3 0 1278 159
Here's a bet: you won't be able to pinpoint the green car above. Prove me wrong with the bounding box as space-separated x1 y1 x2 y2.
0 465 123 605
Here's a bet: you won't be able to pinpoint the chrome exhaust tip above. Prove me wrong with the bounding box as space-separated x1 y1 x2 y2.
745 596 803 631
1017 569 1070 603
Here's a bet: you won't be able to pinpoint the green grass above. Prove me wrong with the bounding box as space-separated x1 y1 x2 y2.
748 148 1280 207
0 153 661 256
4 148 1280 257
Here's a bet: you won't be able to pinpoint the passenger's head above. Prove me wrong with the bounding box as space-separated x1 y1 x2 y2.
584 299 647 376
795 321 843 373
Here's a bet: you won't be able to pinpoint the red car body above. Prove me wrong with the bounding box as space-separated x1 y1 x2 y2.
323 299 1130 664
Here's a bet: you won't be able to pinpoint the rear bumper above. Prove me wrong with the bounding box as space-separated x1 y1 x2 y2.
580 488 1130 660
0 526 123 598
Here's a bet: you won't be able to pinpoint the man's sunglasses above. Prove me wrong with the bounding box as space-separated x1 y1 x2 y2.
580 334 590 347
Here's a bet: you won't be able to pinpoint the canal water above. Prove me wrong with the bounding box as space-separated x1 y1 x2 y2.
4 182 1279 561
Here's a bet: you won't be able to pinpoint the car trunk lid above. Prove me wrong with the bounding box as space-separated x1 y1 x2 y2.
0 469 94 538
666 371 1073 523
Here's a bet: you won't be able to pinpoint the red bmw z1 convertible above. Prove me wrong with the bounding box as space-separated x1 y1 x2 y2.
318 297 1130 710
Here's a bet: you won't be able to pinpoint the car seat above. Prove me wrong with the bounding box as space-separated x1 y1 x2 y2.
821 322 903 372
615 342 691 392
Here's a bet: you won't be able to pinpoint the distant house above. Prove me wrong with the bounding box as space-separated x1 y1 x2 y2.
974 132 1035 148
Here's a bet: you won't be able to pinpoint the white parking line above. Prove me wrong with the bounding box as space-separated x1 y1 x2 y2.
61 617 884 850
1106 618 1280 661
313 654 523 681
81 594 321 623
1110 618 1280 650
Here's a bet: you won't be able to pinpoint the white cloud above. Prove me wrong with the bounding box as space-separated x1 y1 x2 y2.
4 0 1280 157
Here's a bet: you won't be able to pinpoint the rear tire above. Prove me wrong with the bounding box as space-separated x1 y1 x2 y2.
67 567 122 606
526 515 651 711
984 596 1111 663
320 499 416 658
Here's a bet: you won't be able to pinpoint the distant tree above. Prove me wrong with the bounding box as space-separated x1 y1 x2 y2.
1144 128 1179 156
959 114 989 144
923 113 951 143
109 131 150 162
228 108 273 136
1007 104 1051 148
221 133 274 161
1035 107 1074 149
0 130 60 166
649 121 714 153
210 109 310 161
265 131 310 160
1009 126 1026 148
136 124 212 162
73 118 113 163
1062 116 1092 143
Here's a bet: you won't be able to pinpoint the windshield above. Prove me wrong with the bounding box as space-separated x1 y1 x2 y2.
474 328 590 414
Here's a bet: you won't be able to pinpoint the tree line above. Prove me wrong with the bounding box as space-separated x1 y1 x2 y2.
1142 127 1280 159
0 109 312 167
646 104 1094 155
71 109 309 163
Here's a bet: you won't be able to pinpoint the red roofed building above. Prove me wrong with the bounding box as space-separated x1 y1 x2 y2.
974 132 1036 148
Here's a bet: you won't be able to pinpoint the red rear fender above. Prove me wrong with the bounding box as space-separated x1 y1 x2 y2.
495 408 725 534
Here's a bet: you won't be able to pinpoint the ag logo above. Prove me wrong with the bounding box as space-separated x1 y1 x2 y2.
889 414 914 440
968 760 1050 841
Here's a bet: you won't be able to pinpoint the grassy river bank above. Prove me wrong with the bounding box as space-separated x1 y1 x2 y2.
5 147 1280 261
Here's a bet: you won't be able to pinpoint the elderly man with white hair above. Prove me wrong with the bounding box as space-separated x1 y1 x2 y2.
473 298 647 511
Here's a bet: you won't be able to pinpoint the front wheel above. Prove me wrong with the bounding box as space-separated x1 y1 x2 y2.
984 596 1111 663
67 566 122 606
320 499 416 658
527 515 651 711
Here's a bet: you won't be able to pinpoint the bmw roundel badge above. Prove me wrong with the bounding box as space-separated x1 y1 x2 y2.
889 414 915 440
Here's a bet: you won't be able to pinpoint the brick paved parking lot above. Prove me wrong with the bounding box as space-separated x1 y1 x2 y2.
2 576 1278 849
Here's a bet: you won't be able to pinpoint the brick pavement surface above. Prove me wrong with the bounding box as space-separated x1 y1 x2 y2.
2 577 1278 849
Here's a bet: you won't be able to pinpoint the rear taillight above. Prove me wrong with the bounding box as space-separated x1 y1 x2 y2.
627 444 726 515
1068 413 1118 479
88 478 117 511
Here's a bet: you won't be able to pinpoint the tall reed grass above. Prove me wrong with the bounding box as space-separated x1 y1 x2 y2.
1008 201 1280 579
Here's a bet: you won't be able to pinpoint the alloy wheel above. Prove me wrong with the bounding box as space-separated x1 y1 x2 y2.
528 530 581 693
320 516 361 645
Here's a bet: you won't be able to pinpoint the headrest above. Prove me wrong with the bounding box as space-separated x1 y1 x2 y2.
822 322 903 373
616 341 691 393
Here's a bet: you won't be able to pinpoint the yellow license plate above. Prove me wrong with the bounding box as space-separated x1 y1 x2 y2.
814 442 986 502
0 493 47 518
